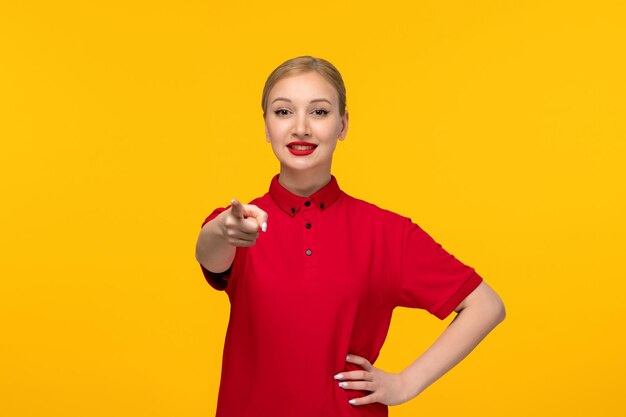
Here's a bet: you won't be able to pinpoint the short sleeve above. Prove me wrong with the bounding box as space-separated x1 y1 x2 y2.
198 206 235 291
395 218 483 319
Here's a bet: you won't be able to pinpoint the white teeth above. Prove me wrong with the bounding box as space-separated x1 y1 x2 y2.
292 145 315 150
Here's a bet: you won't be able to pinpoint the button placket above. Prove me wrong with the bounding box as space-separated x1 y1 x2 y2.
302 200 317 270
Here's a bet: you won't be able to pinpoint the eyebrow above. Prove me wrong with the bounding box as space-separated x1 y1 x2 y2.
271 97 333 105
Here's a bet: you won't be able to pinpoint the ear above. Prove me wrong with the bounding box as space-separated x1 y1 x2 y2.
265 121 271 143
338 111 349 141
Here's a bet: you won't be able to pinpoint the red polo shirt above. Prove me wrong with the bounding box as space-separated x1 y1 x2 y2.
199 174 482 417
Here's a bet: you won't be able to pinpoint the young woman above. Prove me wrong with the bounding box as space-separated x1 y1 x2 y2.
195 56 505 417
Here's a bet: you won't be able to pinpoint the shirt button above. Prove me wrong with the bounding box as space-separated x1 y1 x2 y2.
305 223 312 229
320 203 325 209
304 201 311 207
290 208 296 214
305 249 312 256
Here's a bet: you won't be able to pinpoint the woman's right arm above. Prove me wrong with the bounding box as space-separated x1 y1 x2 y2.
195 199 268 273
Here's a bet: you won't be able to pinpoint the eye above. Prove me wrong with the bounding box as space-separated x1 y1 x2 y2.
273 109 291 117
312 109 329 117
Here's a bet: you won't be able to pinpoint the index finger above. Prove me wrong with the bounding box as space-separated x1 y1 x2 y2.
346 354 373 371
230 199 244 219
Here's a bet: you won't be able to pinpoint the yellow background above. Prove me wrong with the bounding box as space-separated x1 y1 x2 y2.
1 1 624 416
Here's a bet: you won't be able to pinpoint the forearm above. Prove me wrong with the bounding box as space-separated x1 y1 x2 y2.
400 287 505 400
195 215 235 273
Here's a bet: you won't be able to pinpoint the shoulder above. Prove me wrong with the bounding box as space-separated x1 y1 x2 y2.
247 192 271 211
340 192 411 228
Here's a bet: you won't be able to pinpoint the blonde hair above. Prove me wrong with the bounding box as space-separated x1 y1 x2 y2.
261 56 347 117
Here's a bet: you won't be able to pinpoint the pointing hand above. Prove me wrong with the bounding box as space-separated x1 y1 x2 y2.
219 199 268 247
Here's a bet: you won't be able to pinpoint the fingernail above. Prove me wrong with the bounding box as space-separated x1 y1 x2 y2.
230 199 236 205
346 354 350 360
261 222 267 233
339 382 347 388
349 399 356 405
334 373 343 380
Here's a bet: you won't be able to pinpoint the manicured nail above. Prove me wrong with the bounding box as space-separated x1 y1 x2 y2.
339 382 347 388
230 199 236 205
346 355 350 360
261 222 267 232
349 399 356 405
334 373 343 380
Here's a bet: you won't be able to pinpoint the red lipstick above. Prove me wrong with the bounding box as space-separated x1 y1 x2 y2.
287 141 317 156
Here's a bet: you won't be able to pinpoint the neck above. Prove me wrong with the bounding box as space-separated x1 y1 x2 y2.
278 166 332 197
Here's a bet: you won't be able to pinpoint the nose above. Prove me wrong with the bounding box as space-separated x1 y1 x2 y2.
292 113 311 138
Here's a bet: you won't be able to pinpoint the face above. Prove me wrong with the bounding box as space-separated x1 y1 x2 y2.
265 71 348 175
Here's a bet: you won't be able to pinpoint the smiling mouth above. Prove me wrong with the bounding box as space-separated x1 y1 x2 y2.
287 142 318 156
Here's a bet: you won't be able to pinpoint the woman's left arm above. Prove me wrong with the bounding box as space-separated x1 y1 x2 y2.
336 281 506 406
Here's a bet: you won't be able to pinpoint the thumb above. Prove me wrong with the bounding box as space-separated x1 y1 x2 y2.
230 199 244 219
244 205 269 233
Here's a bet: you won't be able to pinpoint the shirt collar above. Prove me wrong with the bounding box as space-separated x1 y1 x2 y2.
269 174 342 216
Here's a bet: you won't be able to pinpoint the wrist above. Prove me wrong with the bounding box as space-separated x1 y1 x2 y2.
214 211 229 241
399 365 429 401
